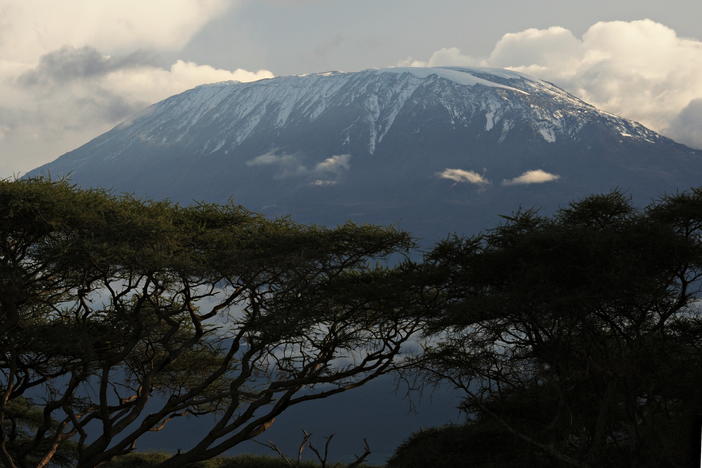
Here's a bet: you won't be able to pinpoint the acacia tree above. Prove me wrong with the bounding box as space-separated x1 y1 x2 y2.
415 190 702 467
0 179 425 468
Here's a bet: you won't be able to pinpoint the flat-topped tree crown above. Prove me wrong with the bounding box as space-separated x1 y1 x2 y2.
0 178 421 468
25 67 702 240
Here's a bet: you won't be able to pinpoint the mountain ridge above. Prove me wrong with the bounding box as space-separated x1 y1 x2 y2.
26 66 702 240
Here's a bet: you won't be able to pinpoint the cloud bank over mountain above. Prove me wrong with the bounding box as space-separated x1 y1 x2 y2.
437 168 489 186
401 19 702 150
0 0 273 176
0 0 233 61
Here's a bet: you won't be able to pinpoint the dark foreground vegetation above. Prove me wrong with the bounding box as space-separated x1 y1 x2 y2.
1 179 701 467
103 451 377 468
394 189 702 468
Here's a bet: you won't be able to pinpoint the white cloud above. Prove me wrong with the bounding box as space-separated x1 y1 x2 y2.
247 153 351 180
400 20 702 150
0 1 274 177
246 153 306 178
398 47 478 68
246 153 298 167
0 54 272 176
315 154 351 173
488 27 583 71
0 0 234 63
665 98 702 150
104 60 273 106
437 168 489 185
503 169 560 186
497 20 702 136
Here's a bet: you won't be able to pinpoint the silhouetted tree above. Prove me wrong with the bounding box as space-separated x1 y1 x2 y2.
0 179 424 468
414 190 702 467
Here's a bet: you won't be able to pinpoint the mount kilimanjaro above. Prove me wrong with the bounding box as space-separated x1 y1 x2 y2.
26 66 702 239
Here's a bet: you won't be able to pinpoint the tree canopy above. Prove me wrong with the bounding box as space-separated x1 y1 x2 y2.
413 190 702 467
4 179 702 468
0 179 425 468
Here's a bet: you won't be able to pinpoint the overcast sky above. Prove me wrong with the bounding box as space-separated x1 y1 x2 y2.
2 0 702 178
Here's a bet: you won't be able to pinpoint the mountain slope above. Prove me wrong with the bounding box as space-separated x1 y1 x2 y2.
26 66 702 239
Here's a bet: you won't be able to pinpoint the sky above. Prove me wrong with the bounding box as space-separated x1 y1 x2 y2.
1 0 702 178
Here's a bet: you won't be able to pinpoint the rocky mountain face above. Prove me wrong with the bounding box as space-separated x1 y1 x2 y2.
26 66 702 240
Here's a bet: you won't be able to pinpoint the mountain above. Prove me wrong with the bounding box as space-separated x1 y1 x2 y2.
26 66 702 240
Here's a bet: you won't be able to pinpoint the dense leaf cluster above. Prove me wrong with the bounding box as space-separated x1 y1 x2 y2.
409 190 702 467
0 179 421 468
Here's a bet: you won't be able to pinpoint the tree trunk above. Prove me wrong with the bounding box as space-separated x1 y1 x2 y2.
689 413 702 468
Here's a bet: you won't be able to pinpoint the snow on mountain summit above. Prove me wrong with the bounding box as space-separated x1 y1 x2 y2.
25 66 701 239
99 66 660 159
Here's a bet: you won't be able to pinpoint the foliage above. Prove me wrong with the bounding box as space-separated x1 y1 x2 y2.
104 451 378 468
414 189 702 467
388 423 556 468
0 179 424 468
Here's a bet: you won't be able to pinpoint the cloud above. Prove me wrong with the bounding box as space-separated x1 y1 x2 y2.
7 47 272 130
494 20 702 136
0 0 273 177
315 154 351 173
18 47 158 86
437 168 489 185
400 20 702 150
502 170 560 186
0 0 234 63
246 153 294 166
0 50 273 174
310 179 337 187
488 27 583 71
15 47 273 107
246 153 306 178
247 153 351 180
666 99 702 150
398 47 478 68
102 60 273 105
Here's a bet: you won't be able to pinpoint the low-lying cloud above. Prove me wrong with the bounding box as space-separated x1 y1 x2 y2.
437 168 489 185
247 153 351 182
503 170 560 186
401 19 702 150
315 154 351 173
398 47 479 68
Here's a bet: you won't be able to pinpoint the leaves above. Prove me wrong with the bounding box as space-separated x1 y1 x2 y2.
0 179 419 468
418 188 702 467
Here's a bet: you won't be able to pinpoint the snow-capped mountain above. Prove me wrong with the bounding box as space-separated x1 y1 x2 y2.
26 66 702 240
